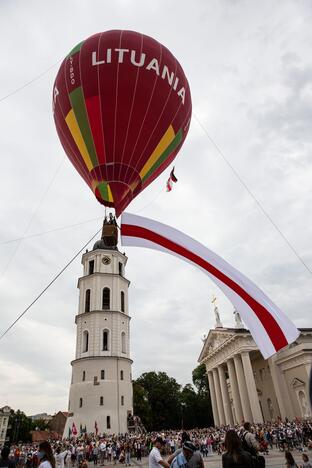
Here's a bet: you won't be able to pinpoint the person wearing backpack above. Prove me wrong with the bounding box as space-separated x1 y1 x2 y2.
241 423 265 468
222 430 254 468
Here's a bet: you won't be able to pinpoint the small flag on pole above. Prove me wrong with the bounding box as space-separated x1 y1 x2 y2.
72 422 78 436
95 420 98 436
166 167 178 192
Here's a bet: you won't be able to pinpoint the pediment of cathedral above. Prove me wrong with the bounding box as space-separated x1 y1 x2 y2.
199 329 237 361
291 377 305 388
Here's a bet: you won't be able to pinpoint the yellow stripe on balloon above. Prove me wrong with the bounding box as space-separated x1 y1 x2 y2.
91 180 114 202
140 125 175 179
65 109 94 172
107 184 114 202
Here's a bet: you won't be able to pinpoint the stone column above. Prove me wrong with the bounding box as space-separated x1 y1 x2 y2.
218 365 234 425
212 367 225 425
227 358 244 424
208 370 220 427
268 356 287 420
233 354 253 422
241 351 264 423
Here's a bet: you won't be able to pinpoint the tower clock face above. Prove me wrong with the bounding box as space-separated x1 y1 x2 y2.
102 256 111 265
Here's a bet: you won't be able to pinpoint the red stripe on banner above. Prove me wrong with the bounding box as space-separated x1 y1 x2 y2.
121 224 288 352
85 95 106 164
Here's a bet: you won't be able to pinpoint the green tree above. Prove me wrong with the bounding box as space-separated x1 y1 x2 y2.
8 409 33 443
32 418 49 431
135 371 182 430
133 381 152 430
192 363 209 395
180 384 198 429
192 364 213 427
133 367 213 430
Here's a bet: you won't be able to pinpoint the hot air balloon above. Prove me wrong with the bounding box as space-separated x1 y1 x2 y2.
53 30 192 216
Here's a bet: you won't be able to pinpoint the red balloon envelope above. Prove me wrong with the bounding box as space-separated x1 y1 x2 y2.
53 30 192 216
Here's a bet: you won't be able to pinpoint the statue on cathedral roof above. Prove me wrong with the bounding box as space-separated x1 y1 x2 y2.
234 309 244 328
212 295 223 328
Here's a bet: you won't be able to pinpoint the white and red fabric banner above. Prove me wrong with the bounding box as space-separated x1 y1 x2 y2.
121 212 299 359
72 422 78 436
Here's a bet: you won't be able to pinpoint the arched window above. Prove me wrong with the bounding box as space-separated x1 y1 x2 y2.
106 416 111 429
121 396 124 406
100 396 104 406
82 371 86 381
120 370 124 381
85 289 91 312
103 330 109 351
89 260 94 275
121 332 126 354
101 369 105 380
82 330 89 353
121 291 125 312
102 288 110 309
79 397 83 408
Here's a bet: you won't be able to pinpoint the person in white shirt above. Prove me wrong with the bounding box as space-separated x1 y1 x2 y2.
55 447 70 468
149 437 169 468
99 442 106 466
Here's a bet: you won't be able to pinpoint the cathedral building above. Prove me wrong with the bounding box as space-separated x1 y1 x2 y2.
63 221 133 436
199 305 312 425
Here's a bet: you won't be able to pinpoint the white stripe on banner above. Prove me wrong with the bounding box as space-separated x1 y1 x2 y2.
121 212 299 359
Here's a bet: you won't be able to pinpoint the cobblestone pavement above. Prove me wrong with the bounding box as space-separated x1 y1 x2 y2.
86 450 309 468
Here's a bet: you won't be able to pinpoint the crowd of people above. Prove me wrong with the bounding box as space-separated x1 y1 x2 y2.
1 420 312 468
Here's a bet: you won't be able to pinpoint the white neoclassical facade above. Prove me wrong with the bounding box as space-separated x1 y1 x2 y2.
199 315 312 426
63 227 133 437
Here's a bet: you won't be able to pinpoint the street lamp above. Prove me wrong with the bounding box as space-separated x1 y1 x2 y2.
181 402 186 429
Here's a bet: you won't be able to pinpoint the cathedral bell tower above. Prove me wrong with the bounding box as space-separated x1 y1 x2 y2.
64 217 133 436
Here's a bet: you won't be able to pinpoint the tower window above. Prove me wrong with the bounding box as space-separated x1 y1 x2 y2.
82 371 86 381
100 396 104 406
82 330 89 353
94 376 98 385
119 262 123 276
102 288 110 309
101 369 105 380
103 330 109 351
121 396 124 406
121 332 126 354
120 370 124 380
121 291 125 312
85 289 91 313
106 416 111 429
79 398 83 408
89 260 95 275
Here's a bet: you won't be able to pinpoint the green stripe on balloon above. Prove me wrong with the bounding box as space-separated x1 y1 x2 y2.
67 41 84 57
141 129 183 184
98 182 110 201
69 87 99 168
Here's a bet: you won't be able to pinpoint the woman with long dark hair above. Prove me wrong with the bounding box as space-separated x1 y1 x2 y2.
38 441 55 468
222 430 253 468
285 451 298 468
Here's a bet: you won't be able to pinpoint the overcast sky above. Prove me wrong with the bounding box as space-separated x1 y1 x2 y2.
0 0 312 416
